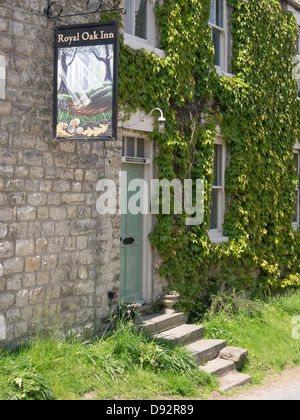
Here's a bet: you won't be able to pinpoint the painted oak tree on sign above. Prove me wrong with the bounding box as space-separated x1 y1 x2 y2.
58 45 113 94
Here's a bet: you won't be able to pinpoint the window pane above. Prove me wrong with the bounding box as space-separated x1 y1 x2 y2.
213 144 223 186
293 195 298 223
137 138 145 157
216 0 224 28
298 190 300 224
212 28 221 66
295 153 299 176
127 137 135 157
124 0 134 35
293 189 299 224
209 0 214 25
293 152 300 224
135 0 147 40
210 189 219 230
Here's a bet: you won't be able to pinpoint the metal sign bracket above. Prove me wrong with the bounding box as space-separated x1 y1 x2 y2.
44 0 126 20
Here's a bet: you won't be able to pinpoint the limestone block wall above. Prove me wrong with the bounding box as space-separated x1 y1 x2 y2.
0 0 122 347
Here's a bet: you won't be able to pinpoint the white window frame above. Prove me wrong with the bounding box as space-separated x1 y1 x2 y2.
209 0 231 75
122 135 151 164
124 0 149 41
288 5 300 98
124 0 165 58
297 31 300 99
209 136 228 243
0 53 6 100
293 142 300 229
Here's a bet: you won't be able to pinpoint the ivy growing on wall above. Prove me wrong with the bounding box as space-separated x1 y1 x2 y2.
118 0 300 316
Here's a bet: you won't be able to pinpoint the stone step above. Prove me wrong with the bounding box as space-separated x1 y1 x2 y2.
154 324 205 346
186 339 227 364
136 312 187 335
219 346 248 370
136 310 252 394
218 371 252 392
198 358 235 377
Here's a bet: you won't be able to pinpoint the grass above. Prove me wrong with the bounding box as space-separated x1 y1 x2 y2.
1 290 300 400
201 289 300 384
57 110 112 127
0 320 215 400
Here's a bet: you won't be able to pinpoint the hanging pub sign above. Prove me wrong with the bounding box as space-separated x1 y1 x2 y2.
54 21 119 141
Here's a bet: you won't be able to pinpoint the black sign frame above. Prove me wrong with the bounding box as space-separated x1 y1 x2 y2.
53 21 119 141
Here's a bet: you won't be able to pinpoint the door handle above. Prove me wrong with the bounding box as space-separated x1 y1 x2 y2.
123 237 135 245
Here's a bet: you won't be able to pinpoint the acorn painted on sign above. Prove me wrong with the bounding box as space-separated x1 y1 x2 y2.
70 118 80 128
76 127 84 135
58 122 68 130
67 124 76 134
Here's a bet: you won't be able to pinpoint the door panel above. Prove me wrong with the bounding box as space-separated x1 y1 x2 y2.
120 164 144 303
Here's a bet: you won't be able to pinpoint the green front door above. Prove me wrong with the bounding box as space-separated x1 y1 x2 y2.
120 164 144 303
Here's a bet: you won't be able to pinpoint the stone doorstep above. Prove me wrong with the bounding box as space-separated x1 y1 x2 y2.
186 339 227 364
136 312 187 335
154 324 205 346
218 372 252 393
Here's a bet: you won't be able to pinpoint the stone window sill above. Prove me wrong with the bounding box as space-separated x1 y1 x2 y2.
209 230 229 244
215 66 234 78
124 33 166 58
292 223 299 231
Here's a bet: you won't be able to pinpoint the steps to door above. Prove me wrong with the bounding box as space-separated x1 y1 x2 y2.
198 358 235 377
218 372 253 392
136 312 187 335
187 339 227 364
154 324 205 346
137 311 252 393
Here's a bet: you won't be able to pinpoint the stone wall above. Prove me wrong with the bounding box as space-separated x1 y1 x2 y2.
0 0 122 347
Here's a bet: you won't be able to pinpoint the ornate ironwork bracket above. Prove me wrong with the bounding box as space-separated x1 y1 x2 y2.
44 0 126 20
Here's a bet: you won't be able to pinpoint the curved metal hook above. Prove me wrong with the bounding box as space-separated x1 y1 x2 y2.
44 0 126 19
44 1 63 18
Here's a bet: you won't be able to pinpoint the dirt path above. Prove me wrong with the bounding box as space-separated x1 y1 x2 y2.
209 367 300 400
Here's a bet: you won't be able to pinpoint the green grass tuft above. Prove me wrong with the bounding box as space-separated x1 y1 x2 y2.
201 290 300 384
1 291 299 399
0 319 215 400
